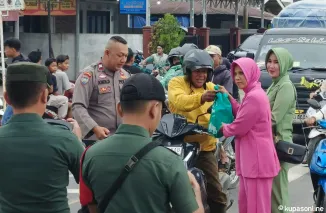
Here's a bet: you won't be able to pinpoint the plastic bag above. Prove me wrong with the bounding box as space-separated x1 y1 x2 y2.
208 85 234 138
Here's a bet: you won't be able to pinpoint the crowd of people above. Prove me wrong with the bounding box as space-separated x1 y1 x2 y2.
0 34 319 213
1 38 73 124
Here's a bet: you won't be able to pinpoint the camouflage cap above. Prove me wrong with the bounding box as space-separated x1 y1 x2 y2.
6 62 48 84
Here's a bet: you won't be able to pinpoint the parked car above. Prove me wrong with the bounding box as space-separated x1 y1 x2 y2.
227 34 263 63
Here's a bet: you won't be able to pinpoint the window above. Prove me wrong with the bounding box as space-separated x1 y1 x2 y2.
87 10 110 34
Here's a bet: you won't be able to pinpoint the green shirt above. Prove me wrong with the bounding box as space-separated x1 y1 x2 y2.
145 53 169 76
160 64 183 90
82 124 198 213
0 113 84 213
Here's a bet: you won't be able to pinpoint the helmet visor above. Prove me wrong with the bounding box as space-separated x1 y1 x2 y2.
190 65 213 72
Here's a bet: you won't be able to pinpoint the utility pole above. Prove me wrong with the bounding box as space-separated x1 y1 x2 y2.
45 0 58 58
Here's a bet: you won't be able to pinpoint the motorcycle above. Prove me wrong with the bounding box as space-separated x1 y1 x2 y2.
304 93 326 164
215 136 238 190
153 112 234 212
307 99 326 212
133 49 144 66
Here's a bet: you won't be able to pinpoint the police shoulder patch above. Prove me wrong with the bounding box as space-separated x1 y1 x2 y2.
81 76 90 85
83 72 92 78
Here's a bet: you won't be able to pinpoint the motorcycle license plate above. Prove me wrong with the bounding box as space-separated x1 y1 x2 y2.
294 114 307 120
167 146 182 155
293 110 307 124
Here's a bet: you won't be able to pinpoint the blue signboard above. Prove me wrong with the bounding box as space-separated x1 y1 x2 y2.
120 0 146 14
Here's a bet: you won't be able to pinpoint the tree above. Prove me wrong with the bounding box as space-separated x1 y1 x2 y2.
149 14 186 54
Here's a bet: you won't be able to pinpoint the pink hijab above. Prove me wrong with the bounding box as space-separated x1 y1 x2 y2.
230 58 261 93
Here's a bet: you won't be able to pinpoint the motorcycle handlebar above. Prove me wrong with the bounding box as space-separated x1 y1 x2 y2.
192 128 210 135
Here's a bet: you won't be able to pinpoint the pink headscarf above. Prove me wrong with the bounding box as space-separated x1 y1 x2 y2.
230 58 261 93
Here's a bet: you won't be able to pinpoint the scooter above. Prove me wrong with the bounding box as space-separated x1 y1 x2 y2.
304 93 326 165
307 99 326 212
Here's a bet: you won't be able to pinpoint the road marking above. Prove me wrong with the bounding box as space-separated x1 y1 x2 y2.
288 164 310 182
68 189 79 194
69 199 79 205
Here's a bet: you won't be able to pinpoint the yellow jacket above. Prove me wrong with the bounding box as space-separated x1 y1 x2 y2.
168 76 216 151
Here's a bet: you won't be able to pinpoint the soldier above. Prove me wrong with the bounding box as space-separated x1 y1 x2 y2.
72 36 131 140
0 62 84 213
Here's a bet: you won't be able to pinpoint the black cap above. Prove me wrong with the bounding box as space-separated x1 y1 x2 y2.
120 73 166 103
6 62 48 84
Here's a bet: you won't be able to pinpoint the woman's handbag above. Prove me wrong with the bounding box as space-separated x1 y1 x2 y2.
273 83 307 164
275 140 307 164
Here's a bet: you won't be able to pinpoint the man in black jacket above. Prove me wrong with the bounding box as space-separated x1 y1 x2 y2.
4 38 29 65
205 45 233 95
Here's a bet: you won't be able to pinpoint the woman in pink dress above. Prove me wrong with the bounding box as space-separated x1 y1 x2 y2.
218 57 280 213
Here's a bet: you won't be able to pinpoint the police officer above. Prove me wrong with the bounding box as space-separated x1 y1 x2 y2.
0 62 84 213
72 36 131 140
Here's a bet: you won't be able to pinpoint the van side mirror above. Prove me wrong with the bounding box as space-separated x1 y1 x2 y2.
246 53 255 59
307 99 321 110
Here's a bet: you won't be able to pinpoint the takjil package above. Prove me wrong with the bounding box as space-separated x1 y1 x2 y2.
208 85 234 138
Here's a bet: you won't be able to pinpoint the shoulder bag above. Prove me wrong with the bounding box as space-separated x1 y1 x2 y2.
274 83 307 164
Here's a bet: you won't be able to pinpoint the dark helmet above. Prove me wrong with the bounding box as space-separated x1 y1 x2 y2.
182 49 213 83
167 47 182 65
179 43 198 56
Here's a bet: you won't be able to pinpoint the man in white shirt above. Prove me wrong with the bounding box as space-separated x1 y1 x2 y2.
54 54 74 95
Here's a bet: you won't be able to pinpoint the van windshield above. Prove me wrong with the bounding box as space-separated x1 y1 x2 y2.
256 35 326 69
239 35 263 50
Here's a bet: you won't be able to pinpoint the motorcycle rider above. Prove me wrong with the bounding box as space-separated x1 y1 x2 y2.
160 47 183 90
141 45 169 77
168 49 227 212
72 36 131 140
160 43 199 90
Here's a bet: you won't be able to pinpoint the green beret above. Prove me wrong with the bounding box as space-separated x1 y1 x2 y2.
6 62 48 84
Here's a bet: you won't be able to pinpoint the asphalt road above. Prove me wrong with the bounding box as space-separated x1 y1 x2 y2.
67 164 314 213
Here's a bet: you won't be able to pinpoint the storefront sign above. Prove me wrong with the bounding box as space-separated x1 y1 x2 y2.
2 11 20 21
23 0 76 16
120 0 146 14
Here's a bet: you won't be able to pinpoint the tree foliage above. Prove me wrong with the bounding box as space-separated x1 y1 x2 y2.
149 14 186 54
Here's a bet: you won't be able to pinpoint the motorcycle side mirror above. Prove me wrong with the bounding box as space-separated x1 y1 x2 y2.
307 99 321 110
195 112 208 124
195 106 213 123
246 52 255 59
